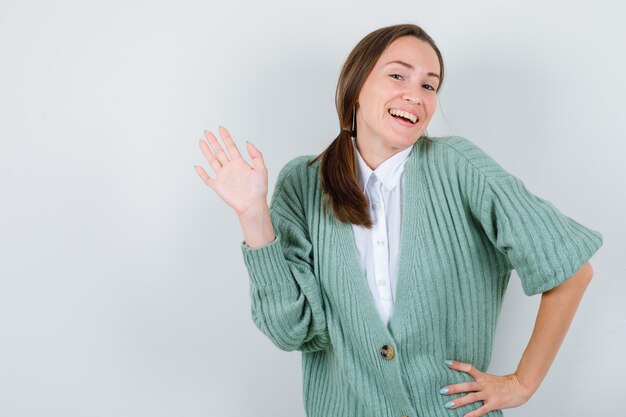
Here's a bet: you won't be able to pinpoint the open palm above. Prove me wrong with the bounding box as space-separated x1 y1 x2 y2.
195 126 268 215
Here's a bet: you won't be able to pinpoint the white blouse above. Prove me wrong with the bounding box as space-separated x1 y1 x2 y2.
350 137 413 327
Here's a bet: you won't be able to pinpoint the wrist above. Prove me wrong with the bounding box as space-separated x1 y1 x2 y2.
513 370 538 400
237 201 269 219
237 201 275 249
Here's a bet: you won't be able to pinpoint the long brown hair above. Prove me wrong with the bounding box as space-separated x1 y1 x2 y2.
308 23 444 228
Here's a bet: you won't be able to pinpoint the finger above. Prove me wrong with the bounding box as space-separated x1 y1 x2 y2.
199 138 222 174
245 141 266 171
443 392 483 410
203 129 230 166
439 381 481 396
194 165 215 188
217 125 244 162
445 360 482 380
462 402 492 417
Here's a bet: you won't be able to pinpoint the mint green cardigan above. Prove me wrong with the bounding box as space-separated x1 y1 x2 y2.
240 136 603 417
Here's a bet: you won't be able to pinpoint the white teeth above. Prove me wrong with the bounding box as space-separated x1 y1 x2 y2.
388 108 417 124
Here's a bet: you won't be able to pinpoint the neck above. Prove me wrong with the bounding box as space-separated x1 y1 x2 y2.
354 137 412 170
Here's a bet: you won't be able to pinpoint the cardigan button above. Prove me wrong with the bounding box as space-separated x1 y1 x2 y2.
380 344 395 360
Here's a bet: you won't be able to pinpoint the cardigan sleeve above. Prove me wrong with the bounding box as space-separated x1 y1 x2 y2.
476 169 603 296
240 157 330 352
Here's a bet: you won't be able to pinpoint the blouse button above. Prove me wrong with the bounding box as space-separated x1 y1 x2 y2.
376 239 385 246
380 344 395 360
372 202 379 209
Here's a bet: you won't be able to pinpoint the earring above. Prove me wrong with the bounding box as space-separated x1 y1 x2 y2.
351 106 356 138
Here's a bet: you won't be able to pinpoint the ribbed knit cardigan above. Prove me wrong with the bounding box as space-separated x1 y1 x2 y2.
240 135 603 417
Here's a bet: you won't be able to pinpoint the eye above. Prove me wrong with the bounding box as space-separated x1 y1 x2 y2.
389 74 404 81
423 84 435 91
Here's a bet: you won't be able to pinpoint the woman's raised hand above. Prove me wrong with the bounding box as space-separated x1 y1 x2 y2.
195 126 268 216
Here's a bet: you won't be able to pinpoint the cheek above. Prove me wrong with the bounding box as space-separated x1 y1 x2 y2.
424 96 438 117
362 95 386 118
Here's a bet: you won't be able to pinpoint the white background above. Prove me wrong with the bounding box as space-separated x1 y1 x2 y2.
1 0 624 416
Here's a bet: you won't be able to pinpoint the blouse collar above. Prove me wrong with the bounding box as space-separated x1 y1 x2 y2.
352 137 414 192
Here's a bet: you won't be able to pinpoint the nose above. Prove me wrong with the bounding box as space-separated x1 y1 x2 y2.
402 83 423 105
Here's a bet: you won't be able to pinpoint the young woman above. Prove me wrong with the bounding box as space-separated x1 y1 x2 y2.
195 23 603 417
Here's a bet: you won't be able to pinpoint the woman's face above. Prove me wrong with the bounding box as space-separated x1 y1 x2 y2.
356 36 441 154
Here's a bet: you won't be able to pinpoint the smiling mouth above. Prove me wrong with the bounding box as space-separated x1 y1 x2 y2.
388 109 418 125
388 108 418 124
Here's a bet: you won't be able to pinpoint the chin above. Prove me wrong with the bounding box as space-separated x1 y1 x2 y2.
385 137 415 150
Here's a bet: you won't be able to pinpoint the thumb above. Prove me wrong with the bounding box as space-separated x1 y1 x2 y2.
246 141 265 170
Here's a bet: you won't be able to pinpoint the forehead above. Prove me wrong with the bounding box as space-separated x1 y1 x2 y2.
376 36 440 72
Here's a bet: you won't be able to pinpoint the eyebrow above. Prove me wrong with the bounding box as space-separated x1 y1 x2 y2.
384 60 440 79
